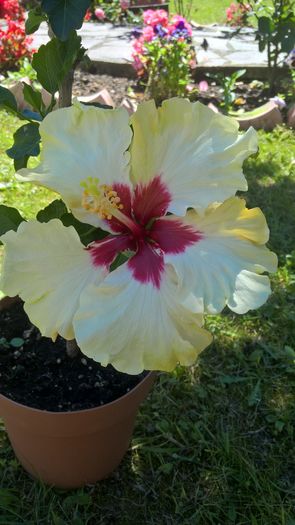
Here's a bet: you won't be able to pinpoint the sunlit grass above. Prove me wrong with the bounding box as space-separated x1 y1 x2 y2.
0 112 55 219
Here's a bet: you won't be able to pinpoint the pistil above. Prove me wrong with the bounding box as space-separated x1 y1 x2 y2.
81 177 142 237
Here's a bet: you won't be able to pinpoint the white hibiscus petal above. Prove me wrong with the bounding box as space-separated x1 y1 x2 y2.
165 197 277 314
0 219 107 340
17 101 132 228
74 265 212 374
130 98 257 215
228 271 272 314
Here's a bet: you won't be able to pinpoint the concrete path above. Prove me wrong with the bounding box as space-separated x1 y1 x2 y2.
33 21 269 78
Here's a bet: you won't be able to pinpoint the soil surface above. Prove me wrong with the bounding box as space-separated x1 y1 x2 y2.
73 69 136 106
0 301 146 412
73 69 270 111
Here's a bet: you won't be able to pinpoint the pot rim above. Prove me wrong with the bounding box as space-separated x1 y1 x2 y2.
0 371 156 416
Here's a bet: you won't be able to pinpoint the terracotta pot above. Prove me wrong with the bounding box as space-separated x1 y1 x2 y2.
0 372 155 488
235 101 283 131
208 101 283 131
0 296 155 488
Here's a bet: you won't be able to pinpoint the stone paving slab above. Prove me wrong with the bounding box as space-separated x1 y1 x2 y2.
33 21 269 77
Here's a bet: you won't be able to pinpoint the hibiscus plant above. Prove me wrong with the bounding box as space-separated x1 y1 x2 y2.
0 2 277 375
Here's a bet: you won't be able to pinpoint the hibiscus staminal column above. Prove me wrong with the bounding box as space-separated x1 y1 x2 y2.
81 176 143 237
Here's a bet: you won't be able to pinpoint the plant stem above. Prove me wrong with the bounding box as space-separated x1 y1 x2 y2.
48 23 74 108
58 69 74 108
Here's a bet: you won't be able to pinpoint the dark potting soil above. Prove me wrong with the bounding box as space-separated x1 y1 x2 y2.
0 301 146 412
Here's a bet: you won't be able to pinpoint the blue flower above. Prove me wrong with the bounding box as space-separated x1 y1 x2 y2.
132 27 142 38
154 23 168 38
170 27 190 40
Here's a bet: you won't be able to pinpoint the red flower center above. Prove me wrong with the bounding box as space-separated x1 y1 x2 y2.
89 176 202 288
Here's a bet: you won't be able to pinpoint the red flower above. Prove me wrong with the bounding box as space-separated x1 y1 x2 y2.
0 18 34 69
0 0 24 21
84 8 92 21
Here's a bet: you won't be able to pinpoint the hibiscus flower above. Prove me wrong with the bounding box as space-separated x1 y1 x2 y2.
0 99 277 374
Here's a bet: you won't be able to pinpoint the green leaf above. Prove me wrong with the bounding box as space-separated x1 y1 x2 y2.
37 200 68 223
32 40 63 94
234 68 246 80
32 32 82 94
274 419 285 432
220 375 247 385
278 21 295 53
51 514 67 525
258 36 266 53
247 380 261 407
22 84 43 113
63 492 91 510
110 252 129 272
25 7 47 34
158 463 174 474
60 213 108 246
0 86 17 113
258 16 274 35
14 156 29 170
0 205 26 242
41 0 91 41
6 123 40 160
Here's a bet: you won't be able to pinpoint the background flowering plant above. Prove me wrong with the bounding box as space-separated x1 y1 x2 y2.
0 0 34 70
85 0 138 25
225 2 251 27
132 10 196 104
0 0 24 20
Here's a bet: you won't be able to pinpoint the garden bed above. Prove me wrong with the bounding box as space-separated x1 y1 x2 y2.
73 68 272 112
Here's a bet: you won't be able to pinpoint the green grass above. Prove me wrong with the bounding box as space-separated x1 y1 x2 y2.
0 112 295 524
171 0 236 25
0 113 55 219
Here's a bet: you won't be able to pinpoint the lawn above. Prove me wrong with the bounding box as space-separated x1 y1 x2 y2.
0 111 295 524
171 0 236 25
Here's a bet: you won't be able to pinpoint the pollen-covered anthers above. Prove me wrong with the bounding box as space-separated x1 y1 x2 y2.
80 177 123 220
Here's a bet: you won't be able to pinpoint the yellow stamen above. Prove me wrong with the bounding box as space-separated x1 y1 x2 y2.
80 177 123 220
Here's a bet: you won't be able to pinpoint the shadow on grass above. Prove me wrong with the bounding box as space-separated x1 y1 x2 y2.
245 157 295 258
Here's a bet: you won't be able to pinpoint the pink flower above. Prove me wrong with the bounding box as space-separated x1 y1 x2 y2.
132 37 144 55
132 55 145 73
143 9 168 28
226 7 233 20
95 7 105 20
171 14 185 24
143 9 155 25
120 0 130 10
198 80 209 92
226 2 249 26
142 26 154 42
